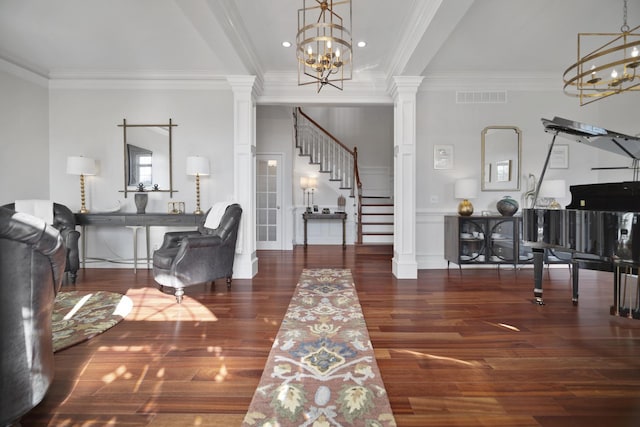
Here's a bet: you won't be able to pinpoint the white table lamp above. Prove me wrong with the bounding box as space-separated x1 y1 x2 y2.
454 179 478 216
539 179 566 209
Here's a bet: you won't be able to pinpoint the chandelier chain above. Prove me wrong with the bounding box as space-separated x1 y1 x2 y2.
622 0 629 32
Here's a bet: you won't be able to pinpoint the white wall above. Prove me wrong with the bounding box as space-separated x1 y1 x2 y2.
415 87 640 268
48 85 234 264
0 69 49 202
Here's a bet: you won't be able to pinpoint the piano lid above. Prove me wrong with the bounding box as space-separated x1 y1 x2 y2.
542 116 640 160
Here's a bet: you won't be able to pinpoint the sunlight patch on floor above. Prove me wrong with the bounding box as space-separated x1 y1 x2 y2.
124 287 218 321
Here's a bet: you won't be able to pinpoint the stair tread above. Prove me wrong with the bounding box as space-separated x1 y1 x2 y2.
362 222 393 225
362 231 394 235
361 203 394 207
361 212 393 215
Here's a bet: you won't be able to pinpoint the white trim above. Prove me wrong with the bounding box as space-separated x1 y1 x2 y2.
387 0 443 77
0 57 49 87
49 76 230 90
421 72 560 92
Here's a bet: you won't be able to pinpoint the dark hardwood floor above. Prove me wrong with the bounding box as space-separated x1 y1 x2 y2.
22 246 640 426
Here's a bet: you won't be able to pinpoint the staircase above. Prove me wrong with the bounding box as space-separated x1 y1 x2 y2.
359 196 394 245
294 107 394 249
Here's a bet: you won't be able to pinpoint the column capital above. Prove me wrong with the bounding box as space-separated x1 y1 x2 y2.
227 75 258 99
389 76 424 99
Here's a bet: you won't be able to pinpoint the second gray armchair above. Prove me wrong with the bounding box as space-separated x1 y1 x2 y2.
152 203 242 303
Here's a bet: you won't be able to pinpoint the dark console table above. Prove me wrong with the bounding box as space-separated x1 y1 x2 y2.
302 212 347 248
75 213 202 272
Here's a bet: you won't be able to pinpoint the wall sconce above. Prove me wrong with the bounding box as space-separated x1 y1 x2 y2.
186 156 210 215
454 178 478 216
66 156 97 213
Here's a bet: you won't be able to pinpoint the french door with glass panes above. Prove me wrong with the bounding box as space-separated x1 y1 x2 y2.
256 154 283 249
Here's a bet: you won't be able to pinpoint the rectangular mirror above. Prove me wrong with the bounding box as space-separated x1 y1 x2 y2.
119 119 177 198
481 126 521 191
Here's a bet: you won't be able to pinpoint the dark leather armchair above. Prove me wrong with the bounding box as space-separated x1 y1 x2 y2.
2 202 80 284
152 203 242 303
0 206 66 426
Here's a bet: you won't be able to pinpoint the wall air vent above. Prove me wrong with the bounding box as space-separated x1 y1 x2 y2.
456 91 507 104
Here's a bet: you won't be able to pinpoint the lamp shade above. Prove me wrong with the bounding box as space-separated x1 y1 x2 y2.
186 156 210 176
300 176 309 189
454 179 478 199
66 156 96 176
539 180 566 198
307 177 318 190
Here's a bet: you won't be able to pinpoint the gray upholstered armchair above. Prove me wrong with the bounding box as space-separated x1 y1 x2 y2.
152 203 242 303
0 206 66 426
2 202 80 284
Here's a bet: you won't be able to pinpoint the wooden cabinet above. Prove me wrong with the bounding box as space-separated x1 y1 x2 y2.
444 215 534 268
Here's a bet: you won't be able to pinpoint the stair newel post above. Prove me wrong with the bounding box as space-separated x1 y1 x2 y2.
354 147 363 244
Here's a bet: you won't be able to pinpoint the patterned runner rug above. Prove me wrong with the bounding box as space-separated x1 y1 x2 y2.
243 268 396 427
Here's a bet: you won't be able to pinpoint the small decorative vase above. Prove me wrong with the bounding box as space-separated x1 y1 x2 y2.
135 193 148 214
496 196 519 216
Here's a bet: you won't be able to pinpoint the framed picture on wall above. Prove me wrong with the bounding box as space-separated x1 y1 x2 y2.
549 144 569 169
434 145 454 170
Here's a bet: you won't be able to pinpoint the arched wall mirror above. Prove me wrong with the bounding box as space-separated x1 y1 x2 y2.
481 126 522 191
118 119 177 198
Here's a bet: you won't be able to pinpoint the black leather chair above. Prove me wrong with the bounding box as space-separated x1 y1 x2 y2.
2 202 80 284
0 206 66 426
152 203 242 303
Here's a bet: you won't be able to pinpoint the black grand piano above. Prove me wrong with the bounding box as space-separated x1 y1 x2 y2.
522 116 640 319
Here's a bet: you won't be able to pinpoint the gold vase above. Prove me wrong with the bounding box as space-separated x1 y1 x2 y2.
458 199 474 216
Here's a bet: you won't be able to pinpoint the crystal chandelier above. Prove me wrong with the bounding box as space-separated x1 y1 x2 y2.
563 0 640 106
296 0 352 92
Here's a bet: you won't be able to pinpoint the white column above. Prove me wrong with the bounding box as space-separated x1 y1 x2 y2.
228 76 258 278
391 76 423 279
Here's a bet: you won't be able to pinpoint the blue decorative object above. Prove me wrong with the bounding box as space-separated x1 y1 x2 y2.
496 196 519 216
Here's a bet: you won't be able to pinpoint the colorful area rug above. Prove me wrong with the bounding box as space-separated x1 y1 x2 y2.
243 268 396 427
52 290 132 352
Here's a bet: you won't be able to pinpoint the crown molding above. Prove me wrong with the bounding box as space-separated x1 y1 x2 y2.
44 70 229 90
0 57 49 87
258 71 392 105
420 72 561 92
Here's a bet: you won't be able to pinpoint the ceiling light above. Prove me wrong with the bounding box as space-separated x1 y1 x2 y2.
282 41 292 48
296 0 352 92
357 41 367 48
564 0 640 106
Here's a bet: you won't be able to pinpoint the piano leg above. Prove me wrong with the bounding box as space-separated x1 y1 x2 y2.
533 248 544 305
571 260 579 306
612 263 620 316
